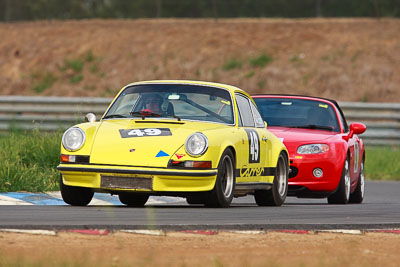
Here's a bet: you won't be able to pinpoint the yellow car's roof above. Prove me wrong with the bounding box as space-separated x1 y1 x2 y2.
124 80 248 97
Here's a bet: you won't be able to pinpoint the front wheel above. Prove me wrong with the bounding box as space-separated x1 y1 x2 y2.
119 193 149 207
254 152 289 206
349 159 365 204
205 149 236 208
328 157 351 204
60 175 94 206
186 193 205 205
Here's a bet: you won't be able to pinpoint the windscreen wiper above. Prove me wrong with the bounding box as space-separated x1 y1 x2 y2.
131 111 182 121
291 125 334 131
164 114 181 121
102 114 128 119
130 111 161 119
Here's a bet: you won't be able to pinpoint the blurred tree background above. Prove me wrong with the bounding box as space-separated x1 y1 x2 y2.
1 0 399 22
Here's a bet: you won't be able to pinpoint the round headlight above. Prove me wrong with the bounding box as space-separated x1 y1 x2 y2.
185 133 208 156
62 127 86 151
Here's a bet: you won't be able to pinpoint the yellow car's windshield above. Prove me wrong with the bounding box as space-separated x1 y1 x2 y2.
104 84 235 124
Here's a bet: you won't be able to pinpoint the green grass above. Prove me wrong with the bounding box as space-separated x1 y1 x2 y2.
350 50 361 63
222 57 243 71
365 146 400 181
249 53 273 68
31 72 57 93
257 79 266 89
90 62 100 73
69 73 83 84
63 58 84 72
302 73 312 86
60 50 101 75
0 130 61 192
85 50 95 62
244 71 255 78
223 53 273 71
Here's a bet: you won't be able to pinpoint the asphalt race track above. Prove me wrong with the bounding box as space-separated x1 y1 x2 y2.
0 181 399 230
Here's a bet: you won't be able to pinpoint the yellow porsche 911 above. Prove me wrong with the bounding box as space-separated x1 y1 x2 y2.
57 80 288 208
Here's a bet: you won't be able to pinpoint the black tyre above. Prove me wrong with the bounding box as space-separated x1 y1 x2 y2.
254 152 288 206
119 192 149 207
60 175 94 206
328 157 351 204
186 194 205 205
205 149 236 208
349 159 365 204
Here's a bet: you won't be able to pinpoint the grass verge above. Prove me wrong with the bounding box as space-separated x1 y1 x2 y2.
365 146 400 181
0 130 61 192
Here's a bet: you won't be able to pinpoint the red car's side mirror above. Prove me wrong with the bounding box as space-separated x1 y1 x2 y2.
350 122 367 135
343 122 366 141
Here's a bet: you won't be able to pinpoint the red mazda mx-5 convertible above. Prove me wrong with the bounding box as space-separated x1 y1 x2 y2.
252 95 366 204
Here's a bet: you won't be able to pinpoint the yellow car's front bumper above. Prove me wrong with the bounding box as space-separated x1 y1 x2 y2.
57 164 218 192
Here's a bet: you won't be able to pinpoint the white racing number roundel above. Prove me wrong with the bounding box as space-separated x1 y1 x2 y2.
245 129 260 163
119 128 172 138
354 142 359 173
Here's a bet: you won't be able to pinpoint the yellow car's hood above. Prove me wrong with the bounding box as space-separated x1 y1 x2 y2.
89 119 225 167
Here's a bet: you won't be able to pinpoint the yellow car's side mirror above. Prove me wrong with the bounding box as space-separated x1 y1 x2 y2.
85 113 96 122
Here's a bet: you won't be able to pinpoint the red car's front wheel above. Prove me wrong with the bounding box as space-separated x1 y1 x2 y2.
350 159 365 204
328 157 351 204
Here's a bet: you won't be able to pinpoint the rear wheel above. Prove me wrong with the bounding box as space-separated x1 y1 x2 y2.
119 193 149 207
254 152 288 206
205 149 235 208
60 175 94 206
328 157 351 204
349 159 365 204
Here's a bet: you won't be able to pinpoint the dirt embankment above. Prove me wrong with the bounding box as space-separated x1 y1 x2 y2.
1 231 400 266
0 18 399 102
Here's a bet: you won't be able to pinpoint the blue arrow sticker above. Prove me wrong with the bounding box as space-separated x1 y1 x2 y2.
156 150 169 157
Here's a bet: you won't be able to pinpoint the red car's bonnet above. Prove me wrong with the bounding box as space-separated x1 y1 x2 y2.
267 126 338 152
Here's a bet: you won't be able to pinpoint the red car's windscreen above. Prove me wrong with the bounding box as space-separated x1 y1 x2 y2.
253 98 340 132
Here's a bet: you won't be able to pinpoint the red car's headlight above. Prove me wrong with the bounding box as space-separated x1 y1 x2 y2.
297 144 329 154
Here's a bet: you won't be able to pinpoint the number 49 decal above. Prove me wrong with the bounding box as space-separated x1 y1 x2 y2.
119 128 172 138
245 129 260 163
